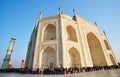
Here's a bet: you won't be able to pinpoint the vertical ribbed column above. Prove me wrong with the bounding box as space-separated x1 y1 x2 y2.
73 9 87 67
32 12 42 69
57 7 63 67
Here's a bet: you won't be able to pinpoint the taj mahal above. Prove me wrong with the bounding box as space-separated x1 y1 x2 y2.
24 8 117 70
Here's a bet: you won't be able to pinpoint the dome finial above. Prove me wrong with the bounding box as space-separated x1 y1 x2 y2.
59 7 62 15
40 11 42 20
95 22 98 26
73 9 76 16
103 30 106 36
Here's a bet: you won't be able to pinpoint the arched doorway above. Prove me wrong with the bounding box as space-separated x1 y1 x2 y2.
68 47 81 67
66 26 78 42
110 54 116 65
43 24 56 41
42 47 56 68
104 40 110 50
87 32 107 66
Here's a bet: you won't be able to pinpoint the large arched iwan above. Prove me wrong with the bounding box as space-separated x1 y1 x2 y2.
87 32 107 66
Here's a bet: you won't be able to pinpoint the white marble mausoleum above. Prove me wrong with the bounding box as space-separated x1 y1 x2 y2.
25 9 117 70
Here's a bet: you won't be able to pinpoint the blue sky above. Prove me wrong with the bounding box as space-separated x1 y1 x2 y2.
0 0 120 68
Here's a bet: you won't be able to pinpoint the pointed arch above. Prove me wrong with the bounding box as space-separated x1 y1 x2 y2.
104 40 110 50
41 47 56 68
68 47 81 67
66 26 78 42
43 24 56 41
110 54 116 65
87 32 107 66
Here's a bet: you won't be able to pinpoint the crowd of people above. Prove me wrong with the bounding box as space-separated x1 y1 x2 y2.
0 63 120 74
39 64 120 74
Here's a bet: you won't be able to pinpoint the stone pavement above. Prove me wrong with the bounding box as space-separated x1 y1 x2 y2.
0 69 120 77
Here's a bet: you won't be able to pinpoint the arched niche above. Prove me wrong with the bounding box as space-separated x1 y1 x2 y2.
41 47 56 68
68 47 81 67
43 24 56 41
87 32 107 66
104 40 110 50
66 26 78 42
110 54 116 65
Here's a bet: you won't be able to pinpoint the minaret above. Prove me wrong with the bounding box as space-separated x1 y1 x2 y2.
1 37 16 69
